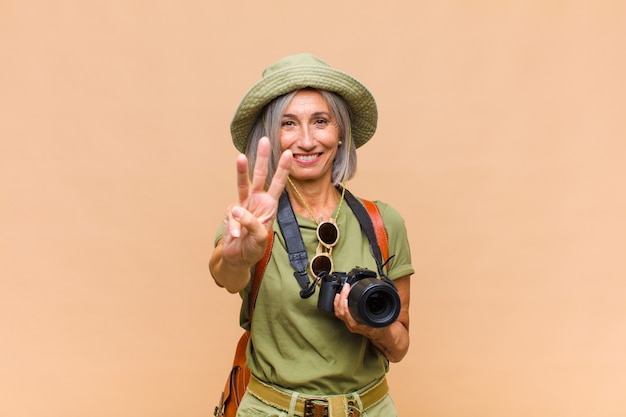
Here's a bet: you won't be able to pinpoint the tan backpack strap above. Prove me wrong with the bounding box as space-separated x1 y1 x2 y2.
361 199 389 273
215 232 274 417
248 231 274 322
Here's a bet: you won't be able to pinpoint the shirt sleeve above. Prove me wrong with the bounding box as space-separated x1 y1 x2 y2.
213 223 224 247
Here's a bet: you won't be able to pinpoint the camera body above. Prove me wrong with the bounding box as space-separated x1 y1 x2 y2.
317 267 401 328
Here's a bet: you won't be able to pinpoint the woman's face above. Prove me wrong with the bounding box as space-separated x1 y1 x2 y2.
280 89 340 184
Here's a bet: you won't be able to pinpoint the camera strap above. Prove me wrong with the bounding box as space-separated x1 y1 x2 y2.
277 191 311 292
341 188 393 282
276 188 392 296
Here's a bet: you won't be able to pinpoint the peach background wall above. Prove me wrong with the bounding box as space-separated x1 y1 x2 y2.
1 1 625 416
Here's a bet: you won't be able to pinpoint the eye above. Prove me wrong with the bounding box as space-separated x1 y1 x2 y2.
281 120 295 127
314 118 328 125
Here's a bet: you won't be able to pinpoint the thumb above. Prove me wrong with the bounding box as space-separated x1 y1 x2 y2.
231 205 267 242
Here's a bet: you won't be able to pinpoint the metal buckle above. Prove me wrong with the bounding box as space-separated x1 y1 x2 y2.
304 398 329 417
213 392 225 416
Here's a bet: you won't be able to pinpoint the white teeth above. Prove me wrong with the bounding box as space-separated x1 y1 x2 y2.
295 154 318 162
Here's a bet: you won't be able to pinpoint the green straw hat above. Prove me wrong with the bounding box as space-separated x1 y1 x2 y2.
230 53 378 153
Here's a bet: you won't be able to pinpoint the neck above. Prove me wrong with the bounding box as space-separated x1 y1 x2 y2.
287 178 342 222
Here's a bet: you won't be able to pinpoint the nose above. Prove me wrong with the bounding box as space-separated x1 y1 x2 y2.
298 125 315 149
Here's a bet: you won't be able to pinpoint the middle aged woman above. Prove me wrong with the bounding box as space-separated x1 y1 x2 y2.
210 53 414 417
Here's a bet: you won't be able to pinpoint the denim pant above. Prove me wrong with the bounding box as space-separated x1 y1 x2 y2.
236 390 398 417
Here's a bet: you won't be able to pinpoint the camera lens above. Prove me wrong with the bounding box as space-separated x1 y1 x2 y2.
365 292 389 315
348 278 401 328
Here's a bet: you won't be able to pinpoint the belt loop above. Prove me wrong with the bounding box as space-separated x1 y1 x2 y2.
348 392 364 417
327 396 344 417
288 391 298 417
354 392 364 411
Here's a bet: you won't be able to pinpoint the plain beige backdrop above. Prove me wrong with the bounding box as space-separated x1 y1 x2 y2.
1 1 625 416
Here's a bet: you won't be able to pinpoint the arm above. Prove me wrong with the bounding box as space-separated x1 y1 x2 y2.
334 275 411 362
209 137 292 293
209 238 255 293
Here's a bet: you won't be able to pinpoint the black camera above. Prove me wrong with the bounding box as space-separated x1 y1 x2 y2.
317 267 401 328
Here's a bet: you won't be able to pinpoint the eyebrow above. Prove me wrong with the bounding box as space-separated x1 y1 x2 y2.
282 111 332 118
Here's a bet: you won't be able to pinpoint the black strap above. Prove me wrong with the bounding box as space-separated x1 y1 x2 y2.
277 191 310 291
341 188 388 279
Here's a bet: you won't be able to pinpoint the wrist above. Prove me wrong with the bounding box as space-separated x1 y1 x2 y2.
365 325 388 343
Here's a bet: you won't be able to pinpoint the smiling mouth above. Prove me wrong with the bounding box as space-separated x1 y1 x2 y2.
294 153 322 162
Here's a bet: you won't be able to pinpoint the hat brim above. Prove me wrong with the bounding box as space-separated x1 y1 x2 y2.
230 65 378 153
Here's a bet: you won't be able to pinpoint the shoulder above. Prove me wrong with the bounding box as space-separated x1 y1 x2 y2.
345 188 408 231
358 198 413 279
353 195 410 241
356 197 407 232
373 200 406 225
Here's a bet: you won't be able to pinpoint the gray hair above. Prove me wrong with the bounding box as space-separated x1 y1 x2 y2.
245 88 357 189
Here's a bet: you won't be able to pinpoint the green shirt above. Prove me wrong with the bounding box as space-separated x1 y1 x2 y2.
216 197 414 394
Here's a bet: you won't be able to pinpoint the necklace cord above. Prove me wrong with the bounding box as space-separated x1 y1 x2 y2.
287 177 346 223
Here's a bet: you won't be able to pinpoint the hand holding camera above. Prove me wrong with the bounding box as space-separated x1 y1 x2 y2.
317 267 401 328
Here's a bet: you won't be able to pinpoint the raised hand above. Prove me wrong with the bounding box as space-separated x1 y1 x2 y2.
221 137 292 269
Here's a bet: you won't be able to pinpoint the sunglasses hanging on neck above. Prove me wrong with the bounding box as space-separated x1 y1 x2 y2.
309 219 340 279
276 186 391 301
286 177 346 284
